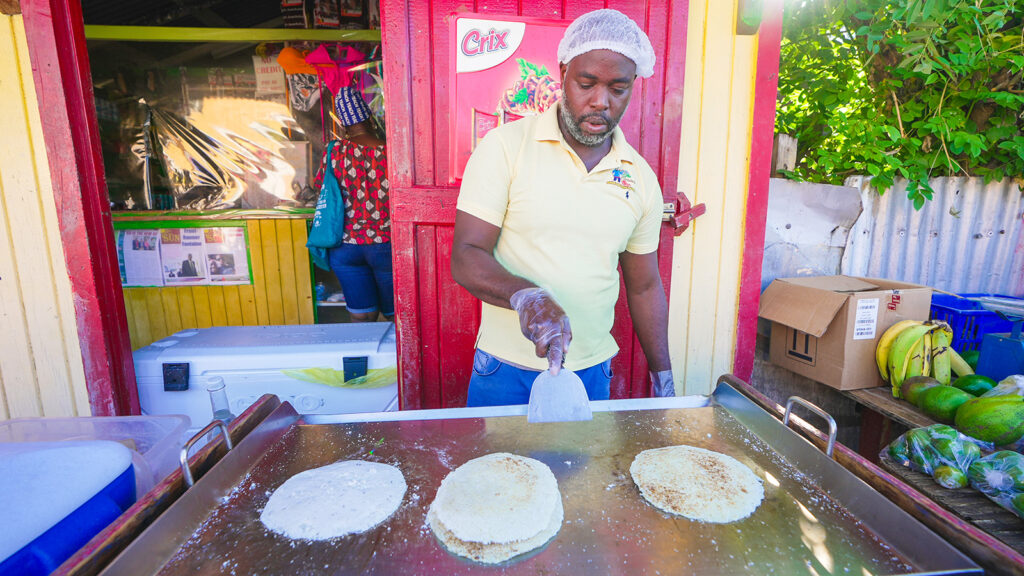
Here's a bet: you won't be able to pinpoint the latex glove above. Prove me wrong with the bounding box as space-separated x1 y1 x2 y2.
510 287 572 375
650 370 675 397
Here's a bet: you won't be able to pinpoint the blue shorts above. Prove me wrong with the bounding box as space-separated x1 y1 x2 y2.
327 242 394 316
466 349 613 407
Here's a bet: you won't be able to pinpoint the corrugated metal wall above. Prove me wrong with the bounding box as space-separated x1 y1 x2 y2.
0 13 90 420
122 219 315 350
842 176 1024 297
668 0 761 394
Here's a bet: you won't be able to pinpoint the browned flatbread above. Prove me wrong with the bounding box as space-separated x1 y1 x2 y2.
631 445 764 523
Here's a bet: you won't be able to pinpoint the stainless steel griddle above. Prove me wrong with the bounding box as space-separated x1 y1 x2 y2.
99 380 981 575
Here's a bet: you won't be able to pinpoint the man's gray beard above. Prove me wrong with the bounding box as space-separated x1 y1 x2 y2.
559 102 616 147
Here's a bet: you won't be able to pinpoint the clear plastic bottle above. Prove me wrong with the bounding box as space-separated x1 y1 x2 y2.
315 281 327 301
206 377 235 424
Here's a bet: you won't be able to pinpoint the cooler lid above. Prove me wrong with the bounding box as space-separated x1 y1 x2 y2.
133 323 397 379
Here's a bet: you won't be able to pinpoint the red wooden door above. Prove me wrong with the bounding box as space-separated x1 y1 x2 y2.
381 0 688 409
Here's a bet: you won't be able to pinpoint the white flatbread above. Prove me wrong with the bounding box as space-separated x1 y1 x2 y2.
260 460 406 540
630 445 764 523
430 453 560 544
428 493 563 564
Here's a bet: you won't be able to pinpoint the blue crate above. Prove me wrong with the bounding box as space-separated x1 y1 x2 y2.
929 293 1020 352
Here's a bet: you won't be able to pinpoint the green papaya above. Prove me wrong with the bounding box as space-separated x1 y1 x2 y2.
906 429 937 471
954 396 1024 445
991 451 1024 464
933 465 968 489
968 451 1024 493
928 424 959 440
952 374 997 397
887 439 910 463
960 349 980 372
961 441 982 462
903 376 941 406
918 386 974 424
930 437 979 466
993 452 1024 491
1013 493 1024 518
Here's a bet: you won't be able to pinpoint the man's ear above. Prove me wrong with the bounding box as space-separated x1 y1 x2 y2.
559 62 567 83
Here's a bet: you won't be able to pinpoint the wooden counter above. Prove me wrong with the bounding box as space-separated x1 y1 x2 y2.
846 386 936 429
843 386 1024 574
880 458 1024 559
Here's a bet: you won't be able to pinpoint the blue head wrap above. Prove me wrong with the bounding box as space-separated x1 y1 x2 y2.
334 86 373 127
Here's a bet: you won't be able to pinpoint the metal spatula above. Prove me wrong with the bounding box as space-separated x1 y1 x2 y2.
527 367 593 423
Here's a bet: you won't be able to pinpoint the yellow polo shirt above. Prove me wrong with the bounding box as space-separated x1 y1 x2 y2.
457 105 663 371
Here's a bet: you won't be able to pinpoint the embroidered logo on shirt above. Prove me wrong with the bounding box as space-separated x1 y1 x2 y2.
608 167 636 198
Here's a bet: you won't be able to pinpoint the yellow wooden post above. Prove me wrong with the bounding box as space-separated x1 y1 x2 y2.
0 13 89 418
669 0 761 395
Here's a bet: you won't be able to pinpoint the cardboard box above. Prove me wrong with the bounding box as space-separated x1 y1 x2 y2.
759 276 932 390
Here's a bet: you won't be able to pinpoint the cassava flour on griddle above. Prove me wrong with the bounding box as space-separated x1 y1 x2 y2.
260 460 406 540
630 445 764 523
428 453 562 564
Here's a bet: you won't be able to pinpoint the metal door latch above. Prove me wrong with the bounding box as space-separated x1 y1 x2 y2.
662 193 706 236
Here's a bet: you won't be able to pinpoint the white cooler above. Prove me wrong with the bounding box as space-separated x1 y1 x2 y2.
134 323 400 435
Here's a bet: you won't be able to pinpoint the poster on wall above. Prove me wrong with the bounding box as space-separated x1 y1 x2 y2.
450 14 570 182
202 227 251 285
114 225 252 287
116 230 164 287
161 228 207 285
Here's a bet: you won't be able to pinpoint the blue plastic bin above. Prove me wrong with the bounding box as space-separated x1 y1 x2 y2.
929 293 1020 352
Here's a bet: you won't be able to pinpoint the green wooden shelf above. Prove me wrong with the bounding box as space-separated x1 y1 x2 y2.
84 25 380 43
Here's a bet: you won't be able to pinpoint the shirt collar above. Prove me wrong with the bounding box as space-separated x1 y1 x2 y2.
535 104 633 168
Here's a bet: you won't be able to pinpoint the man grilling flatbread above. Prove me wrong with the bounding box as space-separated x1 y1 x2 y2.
451 9 674 407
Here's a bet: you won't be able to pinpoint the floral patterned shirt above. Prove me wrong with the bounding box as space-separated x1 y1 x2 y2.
313 139 391 244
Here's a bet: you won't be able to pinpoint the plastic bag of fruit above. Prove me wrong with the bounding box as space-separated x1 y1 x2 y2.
882 424 992 489
967 450 1024 519
981 375 1024 398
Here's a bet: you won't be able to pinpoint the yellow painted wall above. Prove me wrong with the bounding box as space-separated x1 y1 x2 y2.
669 0 759 395
122 218 315 350
0 13 91 419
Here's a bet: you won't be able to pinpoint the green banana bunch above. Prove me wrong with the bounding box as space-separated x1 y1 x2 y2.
887 323 940 398
877 319 971 398
876 319 925 381
948 347 975 378
931 329 952 386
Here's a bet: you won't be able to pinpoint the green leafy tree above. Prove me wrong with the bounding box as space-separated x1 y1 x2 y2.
776 0 1024 208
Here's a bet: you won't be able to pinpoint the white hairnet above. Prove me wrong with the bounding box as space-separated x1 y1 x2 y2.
557 9 656 78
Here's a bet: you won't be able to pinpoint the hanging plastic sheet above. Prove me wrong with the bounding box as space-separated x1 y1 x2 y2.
134 97 318 210
91 40 382 211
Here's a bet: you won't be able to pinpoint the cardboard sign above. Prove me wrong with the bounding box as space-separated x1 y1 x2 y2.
450 13 570 182
253 55 286 95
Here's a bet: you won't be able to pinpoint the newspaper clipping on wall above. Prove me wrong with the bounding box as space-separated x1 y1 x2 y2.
115 226 251 287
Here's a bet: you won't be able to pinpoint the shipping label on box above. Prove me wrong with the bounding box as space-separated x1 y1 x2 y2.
853 298 880 340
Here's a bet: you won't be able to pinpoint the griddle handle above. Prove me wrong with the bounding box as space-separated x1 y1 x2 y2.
180 420 234 488
783 396 837 459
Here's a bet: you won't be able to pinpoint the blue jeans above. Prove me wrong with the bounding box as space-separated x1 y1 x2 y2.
327 242 394 316
467 349 613 407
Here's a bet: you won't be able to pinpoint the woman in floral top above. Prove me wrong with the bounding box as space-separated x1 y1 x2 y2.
314 87 392 321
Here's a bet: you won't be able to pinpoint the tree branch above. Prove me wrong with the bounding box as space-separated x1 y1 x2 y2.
890 91 906 137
